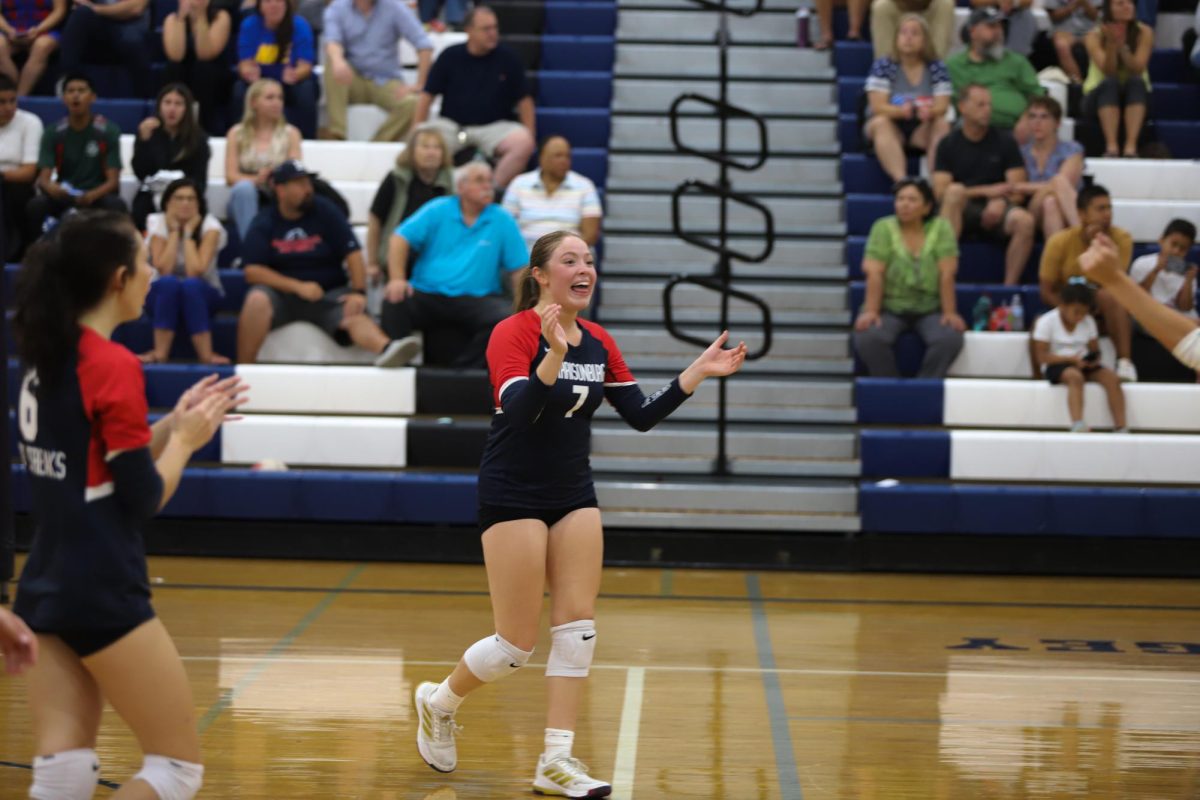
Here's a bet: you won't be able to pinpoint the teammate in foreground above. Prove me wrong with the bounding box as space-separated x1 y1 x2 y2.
11 210 244 799
415 230 747 798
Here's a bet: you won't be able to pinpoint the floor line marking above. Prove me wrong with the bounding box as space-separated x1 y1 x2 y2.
195 563 363 734
785 714 1200 731
659 570 673 597
611 667 645 798
176 656 1200 684
143 581 1200 613
746 573 803 800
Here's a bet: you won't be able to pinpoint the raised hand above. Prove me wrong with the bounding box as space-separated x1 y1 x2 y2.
173 374 248 427
175 390 239 451
694 330 748 378
1078 232 1122 287
540 303 569 356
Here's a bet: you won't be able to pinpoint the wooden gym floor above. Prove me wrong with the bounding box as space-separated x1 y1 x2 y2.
1 555 1198 799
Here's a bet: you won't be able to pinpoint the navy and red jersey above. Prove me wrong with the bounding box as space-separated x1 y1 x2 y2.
13 327 160 633
477 309 691 509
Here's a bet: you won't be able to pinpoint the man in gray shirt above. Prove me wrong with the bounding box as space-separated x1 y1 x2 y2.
322 0 433 141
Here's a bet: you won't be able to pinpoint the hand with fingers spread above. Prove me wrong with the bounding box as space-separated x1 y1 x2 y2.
540 303 569 357
0 608 37 675
692 330 748 378
172 374 249 428
174 388 243 451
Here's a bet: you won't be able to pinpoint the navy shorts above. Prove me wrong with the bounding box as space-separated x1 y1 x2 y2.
478 499 599 535
32 622 146 658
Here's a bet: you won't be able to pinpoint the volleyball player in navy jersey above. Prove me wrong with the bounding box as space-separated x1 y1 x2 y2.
11 210 244 800
415 230 747 798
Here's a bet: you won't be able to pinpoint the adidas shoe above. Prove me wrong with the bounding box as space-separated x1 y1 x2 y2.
533 754 612 798
415 681 461 773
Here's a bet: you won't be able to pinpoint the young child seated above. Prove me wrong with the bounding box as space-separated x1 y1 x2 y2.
1126 219 1199 382
1032 280 1128 432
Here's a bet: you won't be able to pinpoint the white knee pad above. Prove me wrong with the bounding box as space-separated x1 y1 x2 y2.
131 755 203 800
546 620 596 678
29 748 99 800
463 633 533 683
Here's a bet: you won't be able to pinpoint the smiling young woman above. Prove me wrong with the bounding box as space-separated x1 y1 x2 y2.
412 230 749 798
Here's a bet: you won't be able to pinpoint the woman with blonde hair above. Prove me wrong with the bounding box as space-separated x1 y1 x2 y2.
863 13 952 182
223 77 301 239
365 124 454 283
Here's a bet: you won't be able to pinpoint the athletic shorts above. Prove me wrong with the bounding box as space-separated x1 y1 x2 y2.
249 284 352 343
963 197 1012 240
425 118 525 158
32 621 147 658
478 498 599 536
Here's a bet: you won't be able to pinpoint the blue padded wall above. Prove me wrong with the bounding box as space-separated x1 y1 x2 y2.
855 378 943 425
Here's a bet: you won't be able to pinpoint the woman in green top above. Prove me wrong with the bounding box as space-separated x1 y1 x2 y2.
854 178 965 377
1082 0 1153 157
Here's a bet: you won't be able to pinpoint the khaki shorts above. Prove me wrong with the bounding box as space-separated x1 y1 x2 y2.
425 118 526 158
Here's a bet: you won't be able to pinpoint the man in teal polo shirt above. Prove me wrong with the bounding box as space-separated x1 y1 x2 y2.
383 161 529 367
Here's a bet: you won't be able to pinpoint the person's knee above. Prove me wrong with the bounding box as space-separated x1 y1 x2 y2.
181 276 208 294
1009 208 1034 235
500 127 535 158
30 749 101 800
241 289 274 323
463 633 534 682
943 182 966 206
1062 368 1084 385
31 35 57 57
545 620 597 678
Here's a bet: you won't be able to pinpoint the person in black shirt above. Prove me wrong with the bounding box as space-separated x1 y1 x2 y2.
131 83 212 230
414 5 535 189
237 159 418 366
413 230 748 798
162 0 236 135
365 123 454 283
933 83 1036 285
11 210 240 800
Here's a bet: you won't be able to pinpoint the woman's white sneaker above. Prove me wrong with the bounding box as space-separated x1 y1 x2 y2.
415 681 461 773
532 754 612 798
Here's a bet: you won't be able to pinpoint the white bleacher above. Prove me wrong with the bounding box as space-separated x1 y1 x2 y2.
236 363 416 415
948 331 1116 378
949 429 1200 484
221 414 409 467
943 378 1200 432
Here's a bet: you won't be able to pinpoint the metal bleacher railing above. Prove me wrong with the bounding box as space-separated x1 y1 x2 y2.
663 0 775 475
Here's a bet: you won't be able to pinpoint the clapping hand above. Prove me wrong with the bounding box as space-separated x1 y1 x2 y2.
1078 232 1122 286
540 303 569 356
173 374 249 429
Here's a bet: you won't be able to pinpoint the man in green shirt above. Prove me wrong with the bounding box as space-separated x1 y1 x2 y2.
26 72 125 243
947 7 1044 136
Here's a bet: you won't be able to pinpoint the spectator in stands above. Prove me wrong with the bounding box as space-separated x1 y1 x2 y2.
1039 183 1137 380
141 177 229 364
1081 230 1200 371
934 83 1036 286
813 0 866 50
224 77 302 240
25 73 125 247
238 160 415 366
415 6 535 190
1032 280 1127 431
503 135 602 250
418 0 464 31
0 0 65 96
131 82 211 230
1043 0 1099 83
1127 219 1198 381
1192 3 1200 70
58 0 153 99
365 123 453 285
383 161 528 367
863 14 952 183
0 74 42 258
946 8 1044 139
1082 0 1152 158
968 0 1036 56
871 0 956 60
163 0 235 136
853 178 965 377
322 0 432 142
1018 95 1083 239
235 0 317 138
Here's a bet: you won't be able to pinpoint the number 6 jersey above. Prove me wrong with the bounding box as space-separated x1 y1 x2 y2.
478 309 692 509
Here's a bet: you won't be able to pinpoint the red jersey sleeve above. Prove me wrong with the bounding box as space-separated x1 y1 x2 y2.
581 320 636 386
79 336 152 455
487 310 543 407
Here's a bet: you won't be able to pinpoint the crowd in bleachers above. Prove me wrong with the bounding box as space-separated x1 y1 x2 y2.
840 0 1200 425
0 0 605 370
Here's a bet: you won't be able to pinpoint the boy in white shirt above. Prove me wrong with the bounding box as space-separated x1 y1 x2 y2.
1127 219 1197 319
1032 279 1127 432
0 73 41 258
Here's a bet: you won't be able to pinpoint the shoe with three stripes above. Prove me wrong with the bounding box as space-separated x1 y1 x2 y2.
532 753 612 798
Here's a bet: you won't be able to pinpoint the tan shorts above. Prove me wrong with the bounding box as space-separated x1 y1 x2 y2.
425 118 526 157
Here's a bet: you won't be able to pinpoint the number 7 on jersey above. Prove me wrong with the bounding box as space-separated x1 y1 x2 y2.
565 385 589 418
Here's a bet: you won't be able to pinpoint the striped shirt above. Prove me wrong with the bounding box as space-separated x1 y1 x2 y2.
501 169 602 248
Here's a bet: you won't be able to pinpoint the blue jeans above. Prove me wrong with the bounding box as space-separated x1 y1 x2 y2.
418 0 466 24
150 275 222 336
59 6 152 97
227 180 262 241
232 76 319 139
